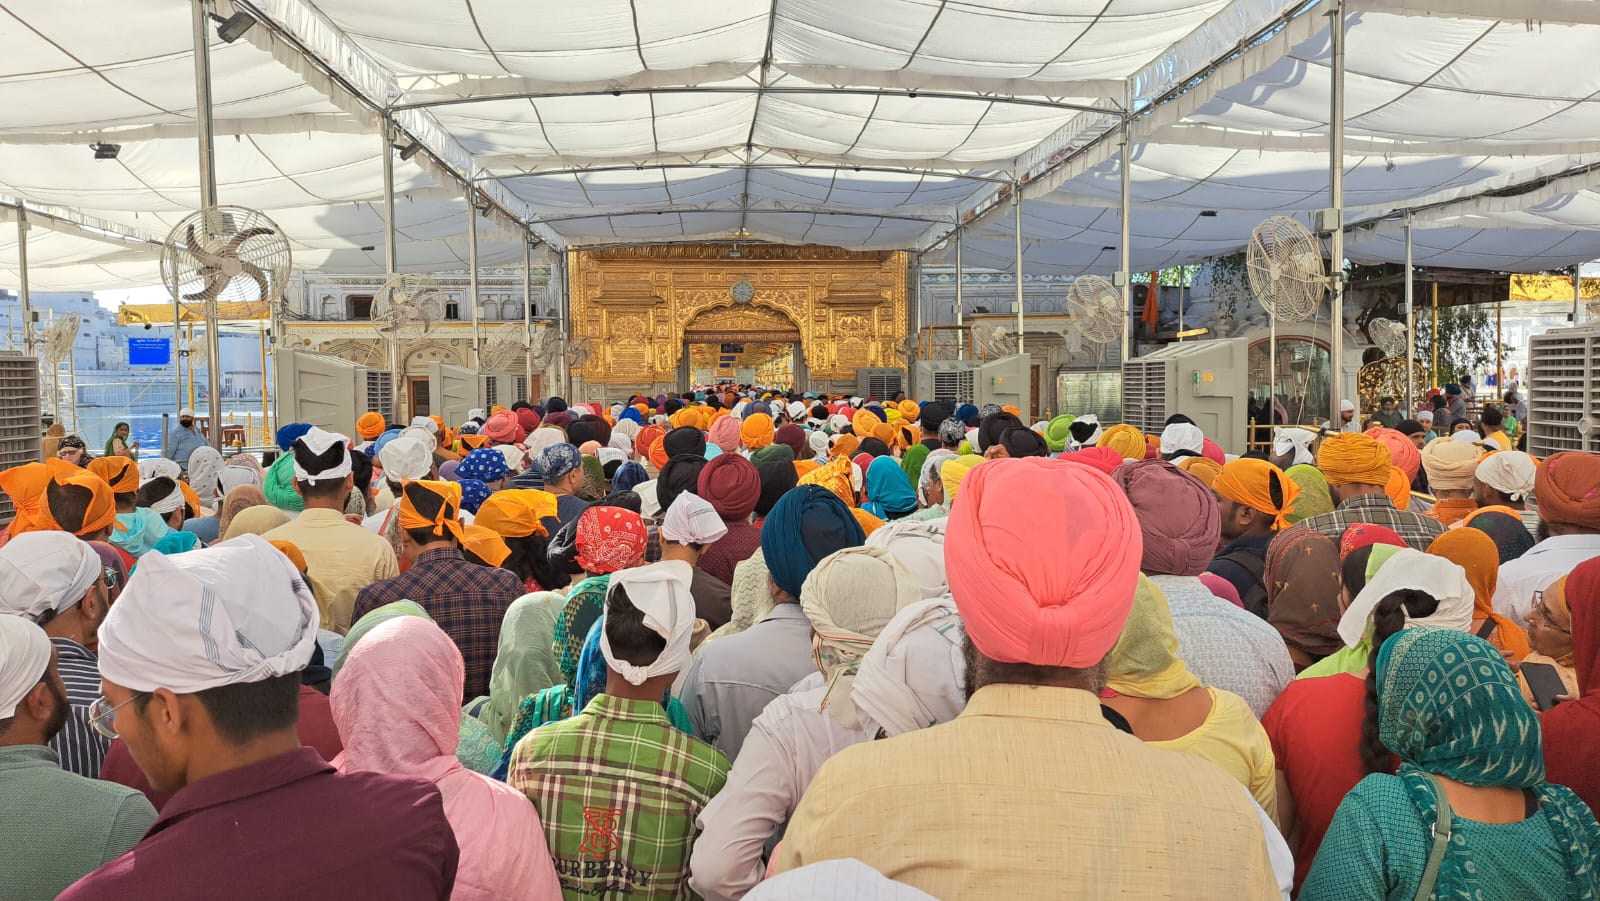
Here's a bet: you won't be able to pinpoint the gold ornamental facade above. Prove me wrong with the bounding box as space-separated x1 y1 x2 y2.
569 244 910 390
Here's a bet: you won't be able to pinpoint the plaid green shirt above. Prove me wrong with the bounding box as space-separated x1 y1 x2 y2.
509 693 729 900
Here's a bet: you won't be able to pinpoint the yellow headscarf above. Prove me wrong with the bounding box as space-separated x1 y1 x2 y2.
1100 424 1146 462
461 524 511 567
830 434 860 460
474 489 557 538
1317 432 1392 486
1105 575 1204 699
851 409 882 441
898 400 921 420
1212 458 1299 530
939 454 986 503
799 455 855 507
1175 456 1223 488
851 507 885 537
396 480 466 543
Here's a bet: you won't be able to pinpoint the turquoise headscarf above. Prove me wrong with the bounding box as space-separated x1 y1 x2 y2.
862 455 917 520
1377 627 1599 898
112 508 172 558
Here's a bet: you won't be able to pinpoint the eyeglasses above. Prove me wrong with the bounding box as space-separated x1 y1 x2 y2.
102 566 122 591
87 694 139 740
1531 591 1570 635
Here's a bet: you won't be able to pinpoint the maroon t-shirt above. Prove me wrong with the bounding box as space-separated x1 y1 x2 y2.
1262 672 1374 894
66 746 457 901
99 684 345 812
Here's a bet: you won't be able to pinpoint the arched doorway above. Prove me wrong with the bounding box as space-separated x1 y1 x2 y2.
1248 335 1332 430
678 304 807 390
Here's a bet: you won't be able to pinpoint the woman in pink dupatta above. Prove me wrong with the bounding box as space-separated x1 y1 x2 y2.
332 617 561 901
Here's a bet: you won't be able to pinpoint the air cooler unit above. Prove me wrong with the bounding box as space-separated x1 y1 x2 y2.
855 367 905 400
1121 338 1249 455
1527 323 1600 457
429 362 485 428
274 349 388 436
913 355 1031 415
480 369 524 410
0 352 42 526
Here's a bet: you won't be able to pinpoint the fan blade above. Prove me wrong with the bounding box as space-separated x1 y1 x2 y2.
238 259 270 300
184 225 225 268
182 270 227 302
222 227 276 256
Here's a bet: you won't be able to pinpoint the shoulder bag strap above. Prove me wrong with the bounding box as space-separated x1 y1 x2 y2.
1414 773 1455 901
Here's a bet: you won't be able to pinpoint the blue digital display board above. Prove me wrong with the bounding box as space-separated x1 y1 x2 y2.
128 337 171 366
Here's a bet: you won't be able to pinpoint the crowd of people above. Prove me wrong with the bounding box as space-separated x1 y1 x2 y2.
1 387 1597 900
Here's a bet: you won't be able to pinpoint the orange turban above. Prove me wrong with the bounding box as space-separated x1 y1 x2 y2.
41 469 121 538
1535 452 1600 530
1211 458 1299 530
269 539 309 574
396 480 466 544
428 415 445 435
1100 425 1146 462
1001 405 1021 418
177 479 202 515
741 413 775 450
356 412 386 441
1384 467 1413 510
851 409 881 440
88 456 139 495
461 524 511 567
0 459 78 535
670 407 698 430
474 489 556 538
637 425 664 461
794 459 820 478
870 422 897 447
1368 427 1420 481
851 507 885 537
897 400 920 420
648 436 670 471
1317 433 1392 486
458 433 489 451
1174 456 1223 489
799 455 856 507
830 434 859 460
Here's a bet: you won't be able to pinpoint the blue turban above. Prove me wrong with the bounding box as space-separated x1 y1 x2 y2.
760 484 866 598
275 422 312 451
457 447 509 483
954 403 979 426
537 443 583 482
369 428 403 460
864 404 886 423
745 401 770 420
545 396 568 414
458 478 491 513
620 407 643 425
611 460 649 494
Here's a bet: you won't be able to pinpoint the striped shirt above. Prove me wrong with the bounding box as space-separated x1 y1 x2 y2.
49 637 109 779
508 693 729 900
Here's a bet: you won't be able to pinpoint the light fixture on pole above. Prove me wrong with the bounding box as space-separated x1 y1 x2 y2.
90 143 121 160
208 11 256 43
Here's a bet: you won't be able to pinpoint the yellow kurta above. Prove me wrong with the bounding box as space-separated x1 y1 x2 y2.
263 508 399 632
1146 686 1279 822
775 683 1279 900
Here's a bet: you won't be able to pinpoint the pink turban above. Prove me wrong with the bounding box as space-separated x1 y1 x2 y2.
708 416 742 454
482 410 523 445
1200 438 1225 466
578 441 602 457
1058 446 1125 475
1367 427 1421 482
946 457 1144 668
1198 572 1243 608
1111 459 1221 577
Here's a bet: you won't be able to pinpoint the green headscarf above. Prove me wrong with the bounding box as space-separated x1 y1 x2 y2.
750 444 795 466
334 600 430 676
262 452 304 512
1284 464 1332 523
1044 414 1075 453
473 591 565 744
899 443 930 487
579 454 607 500
1376 627 1599 898
103 422 130 459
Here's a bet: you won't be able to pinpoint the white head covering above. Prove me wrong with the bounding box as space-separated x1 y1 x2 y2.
598 447 627 468
851 598 967 738
400 425 437 452
613 419 641 441
826 414 851 434
496 443 527 474
1272 427 1317 466
1453 429 1483 444
600 560 697 685
147 481 186 515
218 465 260 495
916 449 957 504
138 457 182 485
1160 422 1205 457
524 427 565 459
607 432 634 459
787 401 807 421
291 427 353 485
186 446 224 505
1069 413 1103 451
409 415 438 434
745 859 939 901
1476 451 1537 502
1416 409 1435 424
660 492 728 545
0 615 52 718
1340 398 1356 413
0 532 101 619
799 547 922 727
379 436 432 482
97 535 318 693
634 480 662 521
1337 547 1475 647
864 518 948 600
808 430 830 459
466 407 486 422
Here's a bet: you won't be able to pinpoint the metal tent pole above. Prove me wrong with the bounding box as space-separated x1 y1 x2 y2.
1326 0 1347 426
1119 89 1133 368
523 237 534 400
192 0 223 449
1404 215 1414 413
1495 298 1504 392
259 324 270 445
467 188 482 371
381 120 401 421
16 209 33 358
1013 184 1024 356
954 228 964 360
1431 282 1440 387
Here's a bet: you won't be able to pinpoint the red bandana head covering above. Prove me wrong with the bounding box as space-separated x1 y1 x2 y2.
1339 522 1406 560
575 506 648 574
1057 446 1125 475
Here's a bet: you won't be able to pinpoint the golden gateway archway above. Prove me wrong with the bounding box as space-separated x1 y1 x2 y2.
568 244 909 393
